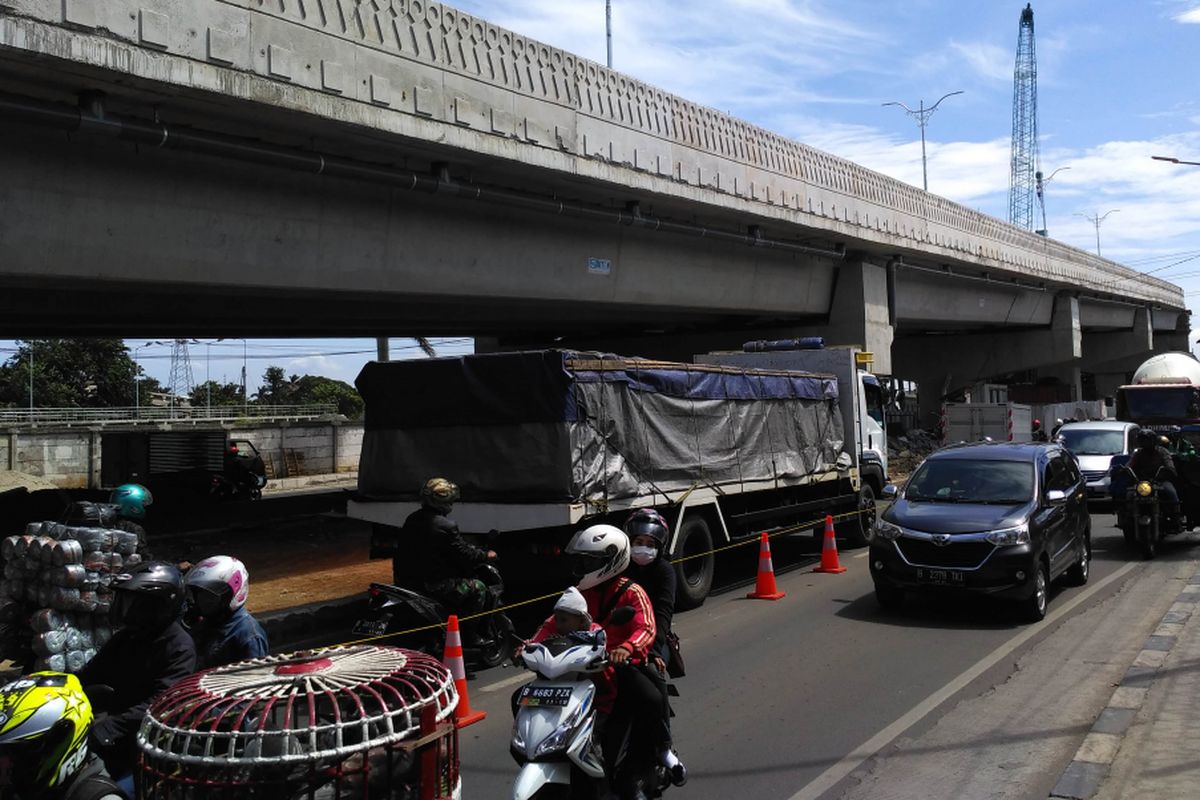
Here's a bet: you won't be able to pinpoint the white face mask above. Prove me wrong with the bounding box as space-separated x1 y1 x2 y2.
631 545 658 566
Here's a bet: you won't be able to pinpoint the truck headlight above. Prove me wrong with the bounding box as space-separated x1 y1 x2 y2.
985 524 1030 546
1136 481 1153 497
874 520 903 541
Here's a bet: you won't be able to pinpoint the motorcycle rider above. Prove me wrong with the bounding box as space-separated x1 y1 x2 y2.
1129 428 1181 525
514 587 616 717
0 672 126 800
184 555 269 670
393 478 497 642
622 509 687 787
1031 419 1048 442
80 562 196 793
565 524 683 789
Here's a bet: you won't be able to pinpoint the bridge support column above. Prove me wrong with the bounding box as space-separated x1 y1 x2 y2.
809 258 894 375
895 294 1081 429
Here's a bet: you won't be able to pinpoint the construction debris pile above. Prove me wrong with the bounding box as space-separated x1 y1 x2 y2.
887 430 941 481
0 521 142 672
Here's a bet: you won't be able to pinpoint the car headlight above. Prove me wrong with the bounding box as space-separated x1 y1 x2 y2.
532 695 591 758
985 524 1030 546
874 520 903 541
1136 481 1153 497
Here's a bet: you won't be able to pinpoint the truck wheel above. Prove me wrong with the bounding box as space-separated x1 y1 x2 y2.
673 516 715 611
839 484 877 549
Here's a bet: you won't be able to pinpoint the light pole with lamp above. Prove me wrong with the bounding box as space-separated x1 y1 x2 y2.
882 90 964 192
605 0 612 68
1035 166 1071 236
1152 155 1200 166
1075 209 1119 257
132 342 153 420
28 341 34 419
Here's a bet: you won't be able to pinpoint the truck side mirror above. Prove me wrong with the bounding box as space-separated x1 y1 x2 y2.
882 484 899 499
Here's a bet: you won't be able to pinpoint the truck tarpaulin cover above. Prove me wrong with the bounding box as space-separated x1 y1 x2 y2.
355 351 844 503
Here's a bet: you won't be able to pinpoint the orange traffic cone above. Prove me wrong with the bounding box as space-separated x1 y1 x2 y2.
443 615 487 728
814 514 847 574
747 532 786 600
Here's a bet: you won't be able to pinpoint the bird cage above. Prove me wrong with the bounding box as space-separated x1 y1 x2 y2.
137 645 461 799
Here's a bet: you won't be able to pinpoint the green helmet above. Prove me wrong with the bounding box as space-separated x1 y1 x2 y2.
109 483 152 520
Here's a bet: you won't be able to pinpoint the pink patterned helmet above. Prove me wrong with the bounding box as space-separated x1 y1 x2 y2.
185 555 250 618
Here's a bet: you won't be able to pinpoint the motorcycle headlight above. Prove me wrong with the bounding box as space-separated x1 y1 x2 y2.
873 520 903 541
985 524 1030 546
532 695 591 759
1136 481 1153 497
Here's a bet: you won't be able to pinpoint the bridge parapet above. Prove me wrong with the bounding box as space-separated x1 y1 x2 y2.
0 0 1182 308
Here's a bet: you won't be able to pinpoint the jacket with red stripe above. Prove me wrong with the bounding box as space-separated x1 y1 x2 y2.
583 577 657 662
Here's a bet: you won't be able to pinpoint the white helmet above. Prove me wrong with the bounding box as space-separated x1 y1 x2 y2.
565 524 630 591
185 555 250 620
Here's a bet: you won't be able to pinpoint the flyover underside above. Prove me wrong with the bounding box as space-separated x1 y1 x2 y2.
0 124 843 337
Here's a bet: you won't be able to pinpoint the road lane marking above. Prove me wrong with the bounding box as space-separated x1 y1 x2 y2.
479 670 535 693
853 551 869 559
786 561 1139 800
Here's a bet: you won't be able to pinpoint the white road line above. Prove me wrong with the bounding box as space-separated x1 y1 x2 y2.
786 561 1139 800
853 551 870 559
478 670 534 693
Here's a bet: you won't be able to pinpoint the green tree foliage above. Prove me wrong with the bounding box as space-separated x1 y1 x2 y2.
0 339 144 407
254 367 362 418
190 380 245 408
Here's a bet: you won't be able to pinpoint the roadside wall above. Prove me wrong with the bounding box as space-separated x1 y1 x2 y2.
1 421 363 489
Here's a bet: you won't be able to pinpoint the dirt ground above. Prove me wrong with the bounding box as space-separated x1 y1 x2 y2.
154 516 390 614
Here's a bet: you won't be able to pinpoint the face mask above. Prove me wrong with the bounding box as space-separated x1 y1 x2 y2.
631 545 657 566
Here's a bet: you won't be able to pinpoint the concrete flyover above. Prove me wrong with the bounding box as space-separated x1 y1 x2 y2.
0 0 1187 407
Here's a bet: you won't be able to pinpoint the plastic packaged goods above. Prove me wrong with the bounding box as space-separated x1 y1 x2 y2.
27 537 44 564
64 628 82 651
32 629 68 657
69 528 116 552
94 591 112 616
46 587 81 611
93 626 111 647
51 539 84 566
2 561 19 580
125 553 143 569
1 536 19 560
35 654 67 673
12 536 32 559
74 591 98 613
56 564 87 588
24 522 42 538
30 608 67 633
82 551 110 572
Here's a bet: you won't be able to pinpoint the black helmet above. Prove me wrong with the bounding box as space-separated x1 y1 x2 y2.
110 561 185 634
623 508 670 549
1136 429 1158 449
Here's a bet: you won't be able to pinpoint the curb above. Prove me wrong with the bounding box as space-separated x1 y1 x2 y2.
1049 568 1200 799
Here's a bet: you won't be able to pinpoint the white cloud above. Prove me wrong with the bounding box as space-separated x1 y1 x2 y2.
948 41 1013 83
1176 6 1200 22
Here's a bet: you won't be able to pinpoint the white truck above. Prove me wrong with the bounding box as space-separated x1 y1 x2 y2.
348 347 888 608
940 402 1034 444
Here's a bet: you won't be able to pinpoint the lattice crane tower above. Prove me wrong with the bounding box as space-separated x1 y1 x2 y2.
1008 3 1040 229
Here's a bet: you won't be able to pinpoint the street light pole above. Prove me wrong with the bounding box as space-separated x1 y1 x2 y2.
605 0 613 69
1075 209 1119 257
1034 166 1071 236
28 341 34 418
882 90 964 192
206 342 212 415
1152 155 1200 166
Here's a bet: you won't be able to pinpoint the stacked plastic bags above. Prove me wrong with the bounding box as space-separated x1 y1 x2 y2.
0 521 141 673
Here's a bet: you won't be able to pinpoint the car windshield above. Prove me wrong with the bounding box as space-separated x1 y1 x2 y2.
905 459 1034 504
1057 428 1124 456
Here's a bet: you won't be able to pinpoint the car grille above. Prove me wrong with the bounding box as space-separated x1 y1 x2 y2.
895 537 996 569
1081 470 1108 482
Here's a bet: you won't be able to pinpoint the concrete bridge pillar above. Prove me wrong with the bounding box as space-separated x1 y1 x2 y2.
805 257 893 375
895 294 1082 429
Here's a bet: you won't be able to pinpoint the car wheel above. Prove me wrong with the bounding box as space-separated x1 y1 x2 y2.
1065 533 1090 586
1021 562 1049 623
673 515 715 611
874 582 904 611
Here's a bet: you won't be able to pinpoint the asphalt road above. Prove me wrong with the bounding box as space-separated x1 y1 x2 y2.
454 507 1200 799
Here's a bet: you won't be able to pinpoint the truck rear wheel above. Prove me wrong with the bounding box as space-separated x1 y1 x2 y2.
674 516 715 611
839 484 877 549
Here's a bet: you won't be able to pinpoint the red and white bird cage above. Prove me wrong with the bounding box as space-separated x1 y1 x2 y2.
137 645 461 799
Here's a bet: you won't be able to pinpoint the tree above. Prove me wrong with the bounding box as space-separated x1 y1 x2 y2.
0 339 142 408
253 366 362 418
190 380 245 408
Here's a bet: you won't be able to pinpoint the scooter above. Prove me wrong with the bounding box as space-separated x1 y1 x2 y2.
1115 464 1179 560
353 563 516 669
511 608 673 800
511 629 609 800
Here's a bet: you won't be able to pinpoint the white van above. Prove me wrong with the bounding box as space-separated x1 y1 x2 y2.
1055 420 1139 500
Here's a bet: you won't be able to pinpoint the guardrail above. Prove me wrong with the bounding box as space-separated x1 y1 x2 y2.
0 405 341 426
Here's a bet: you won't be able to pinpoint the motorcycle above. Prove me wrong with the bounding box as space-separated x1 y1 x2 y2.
210 439 268 501
1115 464 1179 559
352 563 516 669
511 608 673 800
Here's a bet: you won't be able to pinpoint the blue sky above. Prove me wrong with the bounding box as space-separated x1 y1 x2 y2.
10 1 1200 390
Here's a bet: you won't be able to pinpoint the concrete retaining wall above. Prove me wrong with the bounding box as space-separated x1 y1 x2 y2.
2 421 364 488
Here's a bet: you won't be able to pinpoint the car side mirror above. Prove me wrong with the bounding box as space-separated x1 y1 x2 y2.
1046 489 1068 505
882 484 899 499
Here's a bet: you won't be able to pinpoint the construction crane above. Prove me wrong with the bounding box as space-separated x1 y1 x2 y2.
1008 3 1039 230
